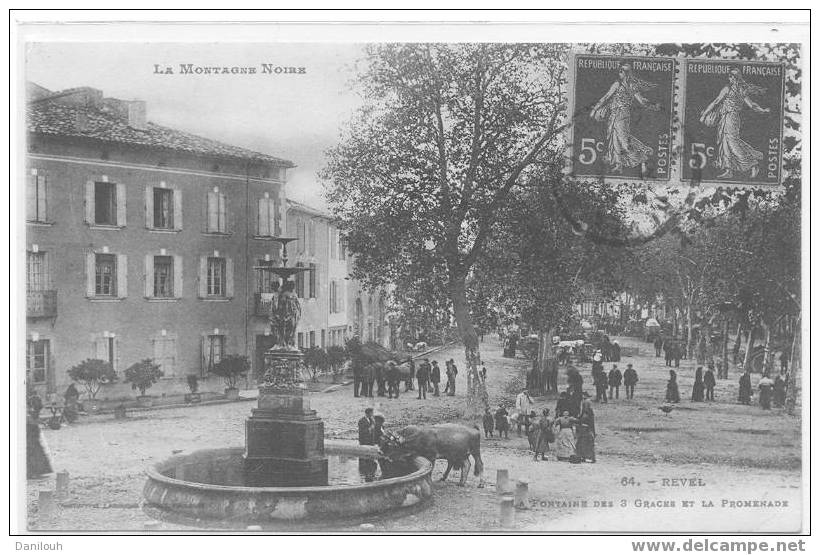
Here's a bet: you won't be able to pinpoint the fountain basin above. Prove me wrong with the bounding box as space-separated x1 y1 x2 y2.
143 440 433 523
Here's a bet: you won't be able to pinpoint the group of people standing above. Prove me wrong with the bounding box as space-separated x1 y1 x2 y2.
591 358 639 402
738 369 789 410
354 356 472 400
655 335 686 368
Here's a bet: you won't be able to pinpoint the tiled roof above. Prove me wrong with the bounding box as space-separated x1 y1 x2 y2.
287 198 332 219
27 97 293 167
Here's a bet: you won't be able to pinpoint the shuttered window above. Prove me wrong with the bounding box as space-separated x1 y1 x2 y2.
95 254 117 296
27 339 49 384
206 190 227 233
27 170 48 223
152 335 177 376
154 256 174 297
257 194 276 236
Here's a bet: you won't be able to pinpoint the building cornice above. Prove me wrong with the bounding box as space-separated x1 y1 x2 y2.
27 153 286 186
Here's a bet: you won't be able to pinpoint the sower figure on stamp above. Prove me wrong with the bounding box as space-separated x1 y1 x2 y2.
699 68 771 180
590 62 661 175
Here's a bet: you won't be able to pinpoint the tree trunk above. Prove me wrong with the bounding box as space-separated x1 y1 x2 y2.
721 318 730 378
761 321 772 374
686 303 694 359
449 274 485 415
742 326 756 372
786 314 800 415
732 323 743 365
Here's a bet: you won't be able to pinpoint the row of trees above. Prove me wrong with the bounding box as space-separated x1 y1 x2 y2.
323 42 802 415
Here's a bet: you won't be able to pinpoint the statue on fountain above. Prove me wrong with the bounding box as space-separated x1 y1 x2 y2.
277 280 301 351
262 279 305 389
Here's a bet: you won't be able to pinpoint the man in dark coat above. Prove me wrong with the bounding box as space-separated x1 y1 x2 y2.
358 408 375 445
704 365 717 401
623 363 638 399
608 365 622 400
663 339 672 366
593 367 608 403
405 358 416 392
430 361 441 396
611 341 621 362
773 373 787 408
672 342 681 368
738 370 752 405
416 359 430 399
654 335 664 357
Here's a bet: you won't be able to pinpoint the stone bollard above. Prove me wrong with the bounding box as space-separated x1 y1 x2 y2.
514 480 529 510
499 494 515 528
496 469 510 494
55 471 69 498
37 490 56 529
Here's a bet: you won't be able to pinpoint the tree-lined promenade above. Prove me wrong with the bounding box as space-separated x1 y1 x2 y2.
322 42 802 417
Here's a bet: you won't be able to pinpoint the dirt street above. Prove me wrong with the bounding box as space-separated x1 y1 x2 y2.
26 336 802 532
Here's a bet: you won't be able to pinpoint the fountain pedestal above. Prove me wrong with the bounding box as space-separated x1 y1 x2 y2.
243 349 328 487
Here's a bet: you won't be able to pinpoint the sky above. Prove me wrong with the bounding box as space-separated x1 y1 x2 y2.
25 42 366 210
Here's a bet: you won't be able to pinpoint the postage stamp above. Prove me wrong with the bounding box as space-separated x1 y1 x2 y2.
681 59 786 186
570 55 676 181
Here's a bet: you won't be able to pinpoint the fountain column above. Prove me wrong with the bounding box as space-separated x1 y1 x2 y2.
243 244 328 487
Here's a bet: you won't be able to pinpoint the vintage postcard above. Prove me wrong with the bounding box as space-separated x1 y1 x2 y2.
11 14 809 539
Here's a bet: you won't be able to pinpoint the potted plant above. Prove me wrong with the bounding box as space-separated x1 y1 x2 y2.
66 359 118 413
212 354 249 400
124 359 164 407
185 374 201 404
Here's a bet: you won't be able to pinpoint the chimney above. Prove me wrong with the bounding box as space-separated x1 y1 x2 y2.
127 100 147 130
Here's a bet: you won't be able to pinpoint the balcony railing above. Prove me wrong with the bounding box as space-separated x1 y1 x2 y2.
27 290 57 318
254 292 275 317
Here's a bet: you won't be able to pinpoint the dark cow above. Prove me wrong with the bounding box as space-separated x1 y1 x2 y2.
381 423 485 487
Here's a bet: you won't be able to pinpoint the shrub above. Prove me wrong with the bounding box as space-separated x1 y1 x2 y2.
67 359 117 400
124 359 164 397
186 374 199 394
212 354 250 390
326 345 348 376
303 346 329 382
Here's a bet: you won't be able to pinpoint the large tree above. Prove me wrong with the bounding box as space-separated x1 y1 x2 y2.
323 44 570 397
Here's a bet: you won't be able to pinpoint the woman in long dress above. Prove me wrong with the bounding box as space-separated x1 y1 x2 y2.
691 366 705 402
665 370 681 403
699 68 771 179
590 63 661 174
575 400 596 463
531 409 554 461
27 411 53 478
554 411 577 462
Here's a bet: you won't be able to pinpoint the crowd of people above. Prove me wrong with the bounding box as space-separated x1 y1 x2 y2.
354 356 487 401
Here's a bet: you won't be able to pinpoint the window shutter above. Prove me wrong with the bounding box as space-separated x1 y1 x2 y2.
116 183 127 226
86 251 96 297
117 254 128 298
207 192 218 232
145 186 153 228
226 258 234 298
257 198 267 236
38 176 48 222
173 255 183 298
201 335 208 375
113 337 120 373
173 188 183 230
219 194 227 233
26 172 36 220
84 181 94 224
144 255 154 297
198 256 207 298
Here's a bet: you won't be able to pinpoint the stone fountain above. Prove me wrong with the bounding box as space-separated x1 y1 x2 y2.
143 238 433 525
